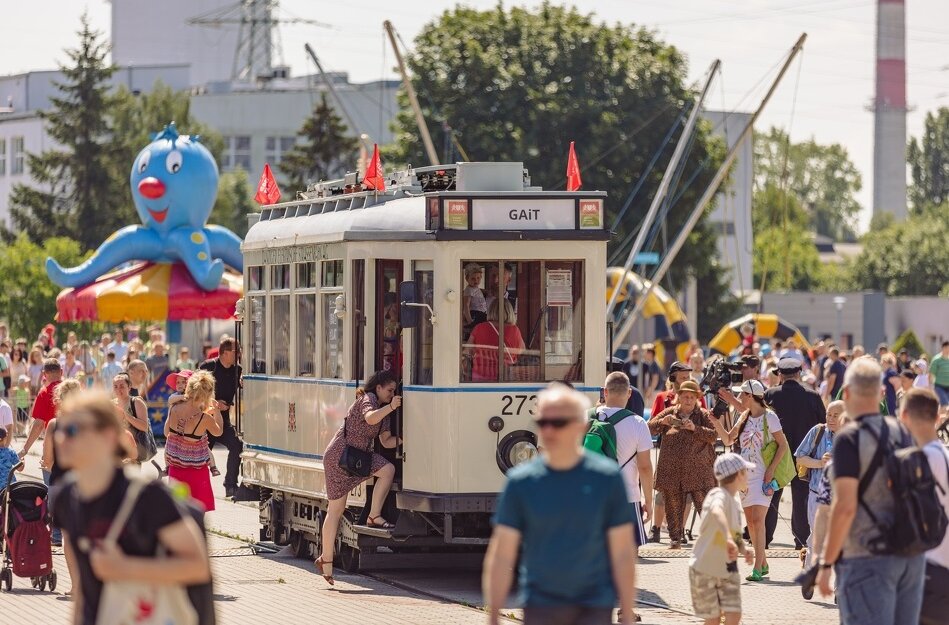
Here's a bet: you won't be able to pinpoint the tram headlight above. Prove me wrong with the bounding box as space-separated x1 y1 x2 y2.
496 430 538 474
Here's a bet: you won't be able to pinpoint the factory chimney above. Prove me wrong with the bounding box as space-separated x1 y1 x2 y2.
872 0 908 220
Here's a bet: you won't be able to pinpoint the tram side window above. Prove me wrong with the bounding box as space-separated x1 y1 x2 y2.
296 293 316 376
272 295 291 375
248 266 264 290
460 260 583 383
322 294 343 378
271 264 290 290
249 295 266 374
412 267 434 385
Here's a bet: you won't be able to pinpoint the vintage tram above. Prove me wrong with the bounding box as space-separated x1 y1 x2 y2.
239 161 609 569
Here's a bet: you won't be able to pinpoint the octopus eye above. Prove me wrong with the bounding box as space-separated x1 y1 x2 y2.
166 150 183 174
137 150 151 174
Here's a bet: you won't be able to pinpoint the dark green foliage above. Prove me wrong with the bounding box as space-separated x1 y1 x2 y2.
908 107 949 214
279 93 357 193
891 329 926 359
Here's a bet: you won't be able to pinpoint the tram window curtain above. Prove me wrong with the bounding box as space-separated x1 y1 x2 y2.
460 259 583 383
271 295 291 375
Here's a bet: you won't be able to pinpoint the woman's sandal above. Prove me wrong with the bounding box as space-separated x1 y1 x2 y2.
367 516 395 529
746 567 763 582
314 555 334 586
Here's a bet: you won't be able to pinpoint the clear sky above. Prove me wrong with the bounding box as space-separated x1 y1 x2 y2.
2 1 947 232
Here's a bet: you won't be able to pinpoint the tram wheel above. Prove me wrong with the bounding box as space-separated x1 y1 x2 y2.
338 543 360 573
290 531 311 559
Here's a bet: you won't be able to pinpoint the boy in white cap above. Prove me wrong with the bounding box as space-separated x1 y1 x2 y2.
689 453 755 625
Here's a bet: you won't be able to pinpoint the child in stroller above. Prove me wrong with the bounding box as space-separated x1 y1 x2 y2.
0 449 57 592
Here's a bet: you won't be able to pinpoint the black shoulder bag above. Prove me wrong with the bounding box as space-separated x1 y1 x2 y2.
338 411 374 478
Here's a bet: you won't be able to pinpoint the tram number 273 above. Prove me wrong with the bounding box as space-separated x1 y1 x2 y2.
500 394 538 416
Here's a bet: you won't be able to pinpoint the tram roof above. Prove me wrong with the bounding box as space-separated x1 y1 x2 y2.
243 162 609 251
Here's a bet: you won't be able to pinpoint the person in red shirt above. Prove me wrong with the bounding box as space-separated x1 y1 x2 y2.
648 361 707 543
19 358 63 460
463 299 525 382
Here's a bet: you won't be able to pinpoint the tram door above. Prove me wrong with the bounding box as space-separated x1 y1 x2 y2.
374 260 404 486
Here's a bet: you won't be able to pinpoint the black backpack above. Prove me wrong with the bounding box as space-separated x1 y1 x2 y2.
858 420 949 557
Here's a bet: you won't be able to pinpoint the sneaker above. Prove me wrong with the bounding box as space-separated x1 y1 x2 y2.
225 485 236 498
210 466 221 477
746 568 763 582
649 526 661 543
802 583 814 600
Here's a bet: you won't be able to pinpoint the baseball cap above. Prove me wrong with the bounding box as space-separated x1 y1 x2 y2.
714 452 756 480
166 369 194 389
677 380 701 395
731 378 766 397
668 361 693 374
777 357 802 373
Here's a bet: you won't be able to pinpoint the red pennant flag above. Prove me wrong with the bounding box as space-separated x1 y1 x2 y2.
254 164 282 205
363 144 385 191
566 141 582 191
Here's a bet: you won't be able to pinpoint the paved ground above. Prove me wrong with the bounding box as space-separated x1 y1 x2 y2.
3 442 840 624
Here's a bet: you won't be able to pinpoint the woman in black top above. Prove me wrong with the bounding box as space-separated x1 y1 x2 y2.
51 391 214 624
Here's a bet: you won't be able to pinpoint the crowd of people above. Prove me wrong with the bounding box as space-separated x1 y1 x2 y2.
484 334 949 625
0 327 244 625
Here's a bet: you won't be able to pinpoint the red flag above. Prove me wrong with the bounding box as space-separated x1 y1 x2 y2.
363 144 385 191
566 141 582 191
254 164 282 205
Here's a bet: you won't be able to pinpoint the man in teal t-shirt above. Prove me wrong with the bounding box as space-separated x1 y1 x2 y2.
484 384 637 625
931 341 949 408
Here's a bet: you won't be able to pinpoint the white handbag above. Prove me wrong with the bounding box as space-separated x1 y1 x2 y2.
94 479 198 625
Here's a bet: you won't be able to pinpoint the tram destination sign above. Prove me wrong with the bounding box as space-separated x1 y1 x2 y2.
468 198 602 231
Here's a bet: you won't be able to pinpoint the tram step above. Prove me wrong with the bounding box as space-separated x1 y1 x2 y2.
352 524 394 538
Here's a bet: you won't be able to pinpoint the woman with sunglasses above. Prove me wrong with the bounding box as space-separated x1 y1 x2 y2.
50 391 214 624
315 369 401 585
726 379 790 582
164 371 223 513
111 372 150 464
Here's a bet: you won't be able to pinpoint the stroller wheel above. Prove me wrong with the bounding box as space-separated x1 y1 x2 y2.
0 568 11 592
48 570 57 593
38 576 46 592
31 577 39 589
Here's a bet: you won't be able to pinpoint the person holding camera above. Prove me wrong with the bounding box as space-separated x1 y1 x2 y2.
648 381 728 549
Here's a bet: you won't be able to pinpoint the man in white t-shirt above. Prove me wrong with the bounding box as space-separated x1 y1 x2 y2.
595 371 654 548
898 387 949 625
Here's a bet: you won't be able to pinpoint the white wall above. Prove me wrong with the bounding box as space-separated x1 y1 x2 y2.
112 0 239 86
0 114 48 226
703 110 754 296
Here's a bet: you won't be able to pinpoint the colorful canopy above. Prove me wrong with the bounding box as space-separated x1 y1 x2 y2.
709 313 812 356
56 262 242 323
606 267 692 363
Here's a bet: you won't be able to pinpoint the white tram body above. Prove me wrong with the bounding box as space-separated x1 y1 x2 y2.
239 162 609 567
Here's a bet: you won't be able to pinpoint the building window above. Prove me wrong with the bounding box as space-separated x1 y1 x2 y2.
0 138 6 175
265 136 296 166
11 136 25 175
222 135 251 171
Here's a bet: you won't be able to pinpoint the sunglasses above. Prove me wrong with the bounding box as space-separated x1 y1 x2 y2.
535 416 577 430
57 422 105 439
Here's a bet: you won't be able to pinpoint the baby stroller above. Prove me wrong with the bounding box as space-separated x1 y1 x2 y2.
0 463 57 592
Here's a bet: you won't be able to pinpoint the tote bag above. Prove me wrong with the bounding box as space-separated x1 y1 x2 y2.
95 479 198 625
761 412 796 489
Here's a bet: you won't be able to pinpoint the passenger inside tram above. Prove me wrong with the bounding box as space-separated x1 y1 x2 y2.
462 299 526 382
485 262 518 312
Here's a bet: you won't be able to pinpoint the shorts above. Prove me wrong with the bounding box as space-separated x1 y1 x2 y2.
631 502 646 547
935 384 949 408
16 407 28 423
689 568 741 619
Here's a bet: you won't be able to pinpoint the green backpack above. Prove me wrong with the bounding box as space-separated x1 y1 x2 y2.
584 408 634 462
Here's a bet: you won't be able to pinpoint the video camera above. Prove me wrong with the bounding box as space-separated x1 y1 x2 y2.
699 359 744 418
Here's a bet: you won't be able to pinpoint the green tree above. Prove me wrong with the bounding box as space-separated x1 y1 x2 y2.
212 170 257 239
907 107 949 213
754 127 862 241
280 94 357 192
850 203 949 296
0 235 89 339
753 224 822 292
891 329 926 358
4 15 122 249
391 3 731 336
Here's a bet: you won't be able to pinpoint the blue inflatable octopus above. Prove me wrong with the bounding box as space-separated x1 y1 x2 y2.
46 123 243 291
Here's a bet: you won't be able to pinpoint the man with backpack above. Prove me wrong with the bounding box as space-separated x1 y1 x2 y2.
817 358 938 624
897 387 949 625
587 372 654 549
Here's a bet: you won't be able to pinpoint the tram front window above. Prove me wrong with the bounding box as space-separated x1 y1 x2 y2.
460 260 583 383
